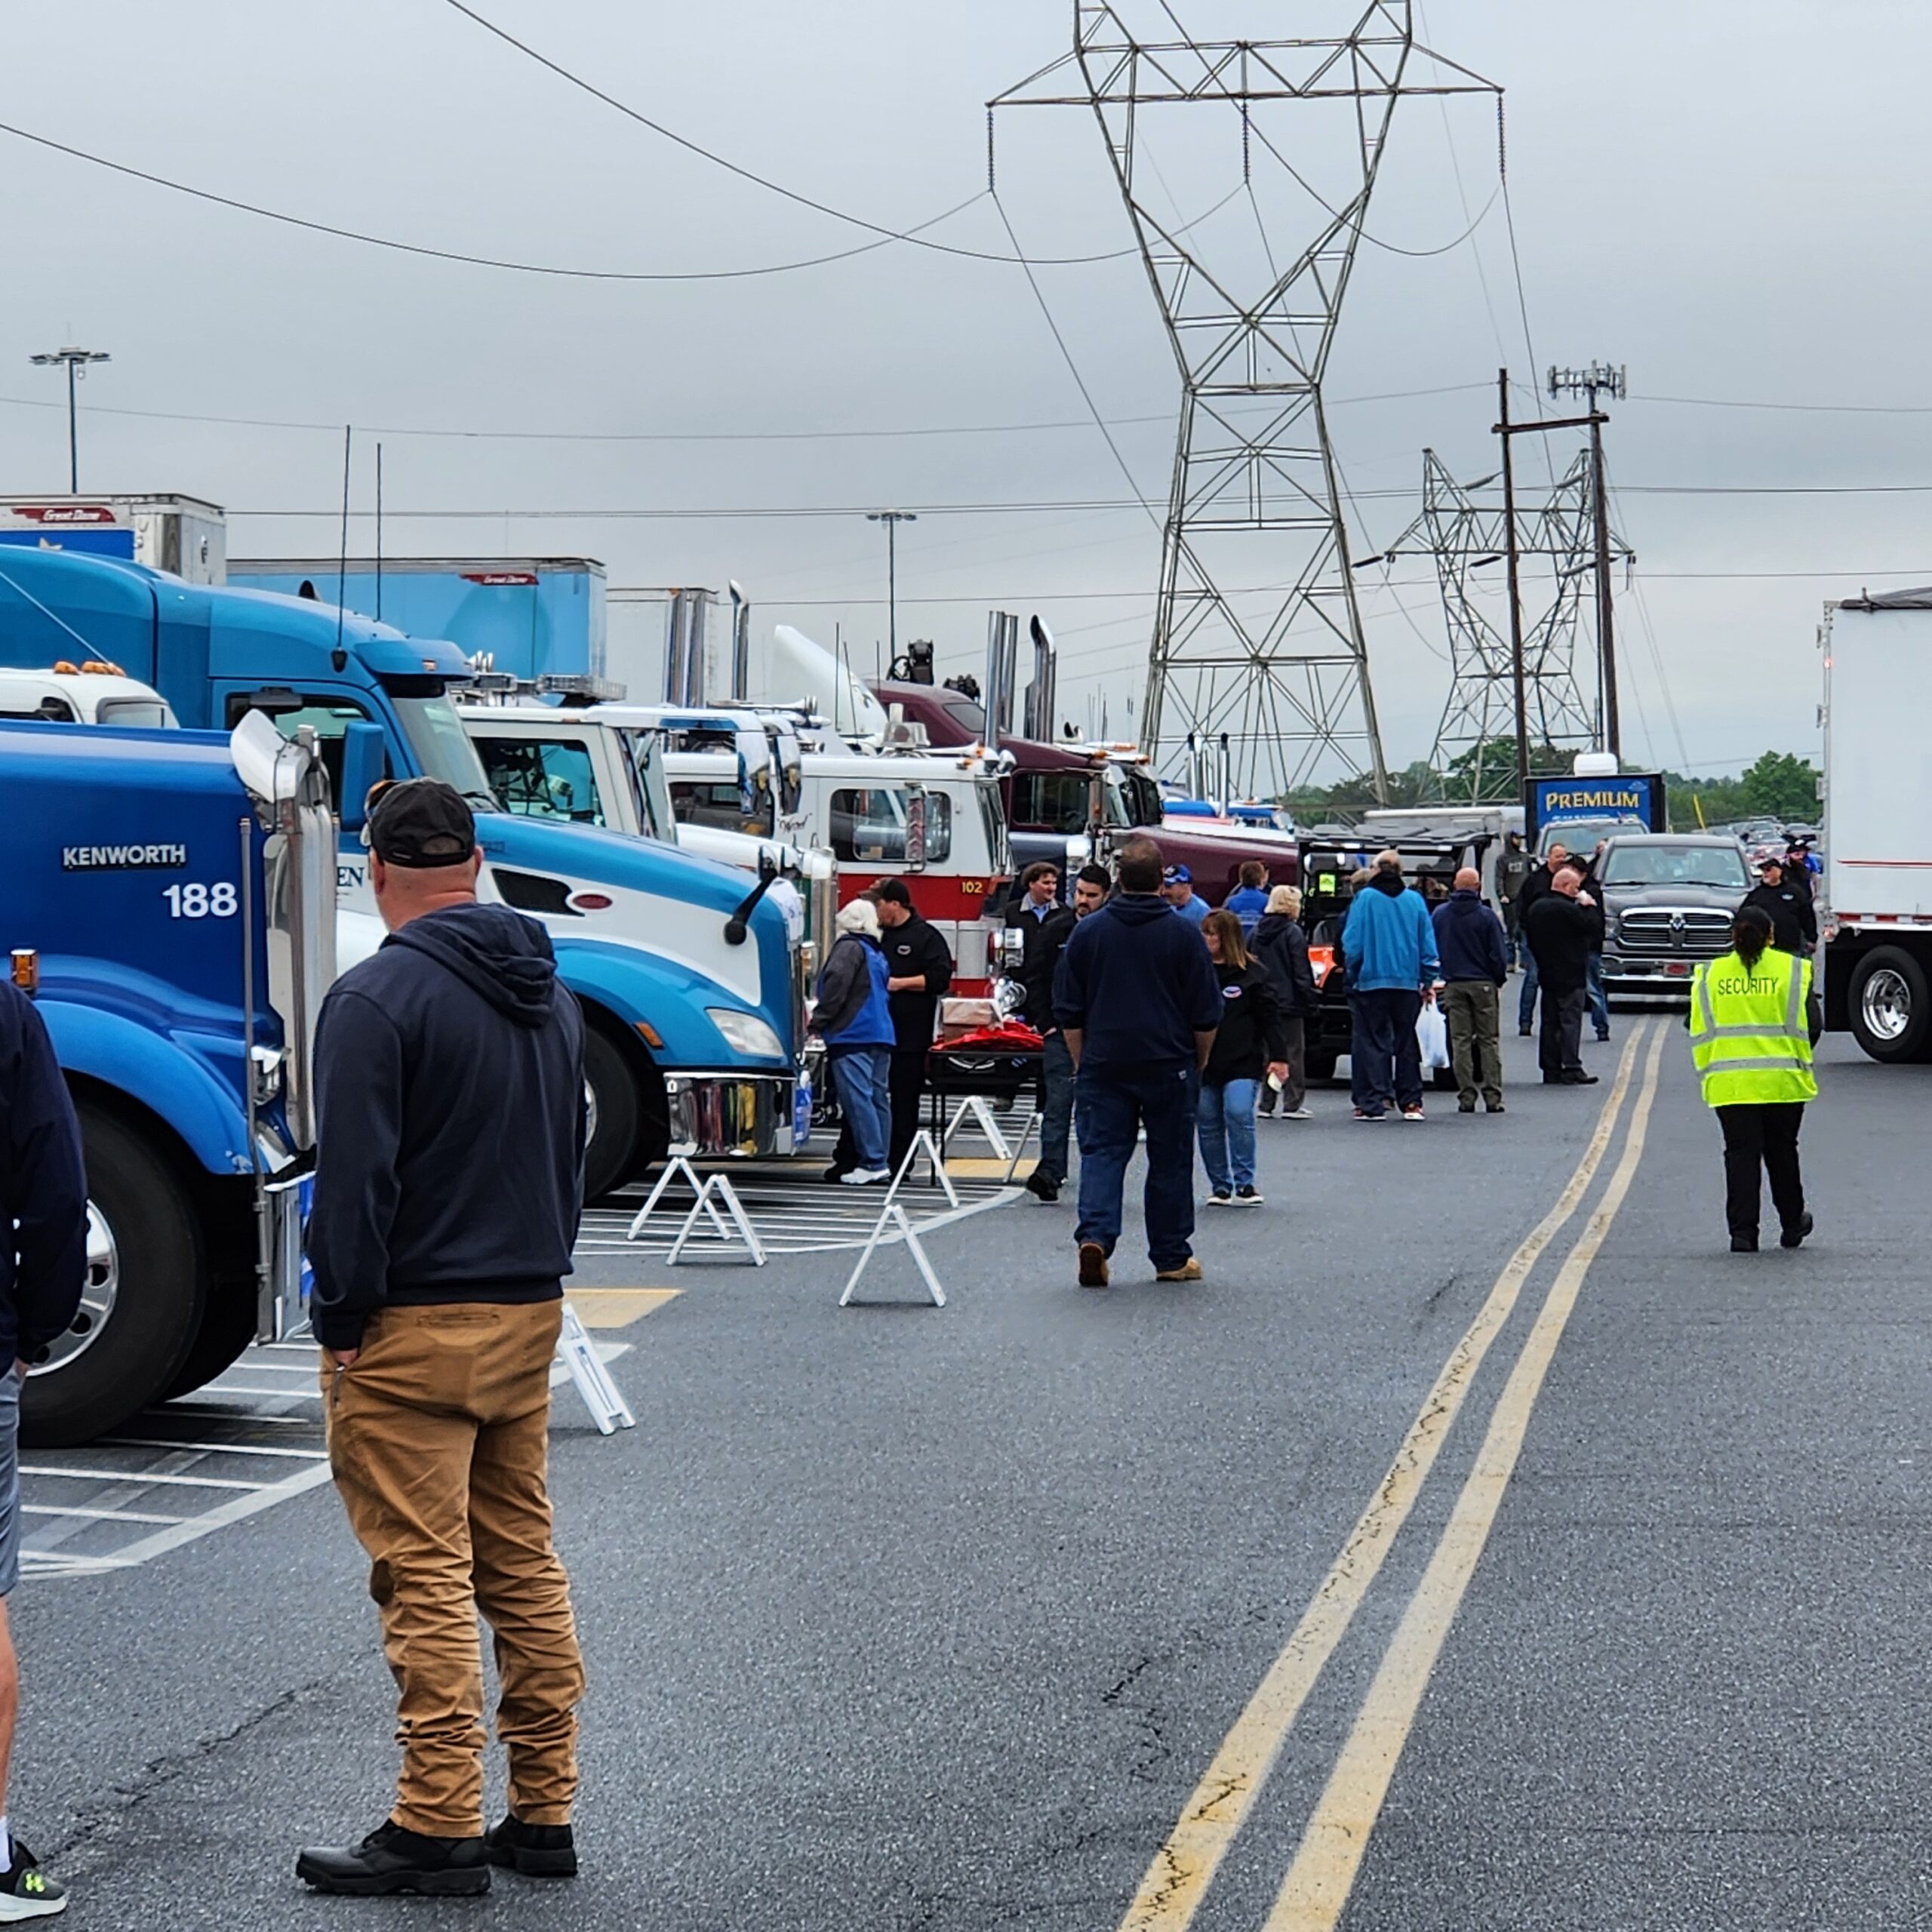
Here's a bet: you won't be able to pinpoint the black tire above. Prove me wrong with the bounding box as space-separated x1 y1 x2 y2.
159 1281 256 1403
23 1104 205 1448
1847 946 1932 1063
583 1024 641 1202
1305 1050 1339 1084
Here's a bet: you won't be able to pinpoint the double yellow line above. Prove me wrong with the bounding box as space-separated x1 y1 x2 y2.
1120 1019 1669 1932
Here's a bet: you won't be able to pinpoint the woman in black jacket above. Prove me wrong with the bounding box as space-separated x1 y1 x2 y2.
1251 886 1318 1120
1198 910 1290 1205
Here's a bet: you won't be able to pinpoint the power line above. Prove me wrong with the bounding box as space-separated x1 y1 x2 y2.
440 0 1146 269
0 380 1489 445
0 116 1001 283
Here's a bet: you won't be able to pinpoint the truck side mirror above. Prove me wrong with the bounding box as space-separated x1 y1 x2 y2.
338 721 386 832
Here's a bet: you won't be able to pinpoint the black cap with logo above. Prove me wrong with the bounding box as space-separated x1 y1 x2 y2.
364 778 477 869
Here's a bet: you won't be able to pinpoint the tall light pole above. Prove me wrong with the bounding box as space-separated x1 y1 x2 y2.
1548 363 1627 759
29 346 112 494
866 510 915 669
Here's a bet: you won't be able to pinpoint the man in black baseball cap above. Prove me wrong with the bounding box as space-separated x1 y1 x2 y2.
301 771 591 1896
361 777 478 871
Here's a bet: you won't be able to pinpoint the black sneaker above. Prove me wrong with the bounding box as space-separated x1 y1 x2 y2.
1233 1185 1263 1206
1205 1187 1232 1206
296 1821 490 1897
0 1840 66 1918
1780 1212 1814 1251
1730 1233 1758 1254
486 1815 577 1878
1023 1170 1061 1203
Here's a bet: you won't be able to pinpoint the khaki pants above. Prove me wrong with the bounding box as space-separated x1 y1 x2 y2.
1441 980 1503 1108
322 1302 584 1838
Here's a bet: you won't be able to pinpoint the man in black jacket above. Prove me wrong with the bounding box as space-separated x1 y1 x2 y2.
1054 837 1221 1289
0 980 85 1919
1514 839 1570 1035
872 880 954 1177
1432 867 1510 1114
1004 862 1077 1199
1743 857 1819 956
1523 863 1603 1086
300 779 587 1899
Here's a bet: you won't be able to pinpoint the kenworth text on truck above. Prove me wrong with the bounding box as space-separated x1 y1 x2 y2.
4 712 332 1444
0 545 801 1196
1820 589 1932 1060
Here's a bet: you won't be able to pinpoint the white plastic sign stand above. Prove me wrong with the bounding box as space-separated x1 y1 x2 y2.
945 1093 1013 1161
624 1155 766 1266
839 1131 954 1308
556 1301 636 1435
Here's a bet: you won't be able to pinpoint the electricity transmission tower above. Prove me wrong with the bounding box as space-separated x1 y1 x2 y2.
993 5 1497 800
1377 449 1628 801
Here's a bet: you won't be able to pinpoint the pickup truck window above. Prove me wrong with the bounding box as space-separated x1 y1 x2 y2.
475 737 606 826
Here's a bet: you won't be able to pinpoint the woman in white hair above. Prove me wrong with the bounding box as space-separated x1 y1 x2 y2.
808 899 897 1182
1251 884 1317 1120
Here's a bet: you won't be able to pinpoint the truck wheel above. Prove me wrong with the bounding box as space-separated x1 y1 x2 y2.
1847 946 1932 1063
22 1105 204 1448
160 1284 257 1403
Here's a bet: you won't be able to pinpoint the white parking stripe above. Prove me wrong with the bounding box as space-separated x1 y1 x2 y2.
19 1466 266 1491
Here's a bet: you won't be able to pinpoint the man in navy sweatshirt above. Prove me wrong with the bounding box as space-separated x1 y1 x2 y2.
1054 836 1222 1290
0 982 85 1919
300 779 587 1899
1432 866 1511 1115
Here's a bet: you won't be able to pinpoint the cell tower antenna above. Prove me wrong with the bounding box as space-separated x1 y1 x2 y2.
994 4 1500 801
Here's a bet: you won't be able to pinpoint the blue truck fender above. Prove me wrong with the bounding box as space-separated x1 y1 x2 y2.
40 1001 254 1177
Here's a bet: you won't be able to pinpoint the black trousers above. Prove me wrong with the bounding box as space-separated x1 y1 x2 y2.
888 1049 928 1177
1716 1102 1806 1239
1538 985 1586 1078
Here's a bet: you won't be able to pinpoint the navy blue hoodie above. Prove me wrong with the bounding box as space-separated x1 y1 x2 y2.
0 985 85 1364
1432 889 1509 986
307 902 586 1351
1052 893 1223 1070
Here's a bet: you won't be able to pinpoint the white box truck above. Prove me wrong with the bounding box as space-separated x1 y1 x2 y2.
1820 589 1932 1059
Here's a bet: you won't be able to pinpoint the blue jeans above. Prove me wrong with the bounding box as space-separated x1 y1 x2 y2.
1586 952 1610 1037
829 1046 891 1171
1037 1031 1075 1184
1517 952 1540 1030
1349 989 1423 1115
1075 1061 1199 1269
1198 1078 1259 1192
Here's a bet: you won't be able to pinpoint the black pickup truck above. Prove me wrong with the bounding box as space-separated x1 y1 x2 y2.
1297 831 1495 1084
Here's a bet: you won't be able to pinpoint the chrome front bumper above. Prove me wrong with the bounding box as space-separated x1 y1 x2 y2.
259 1168 314 1344
664 1070 799 1158
1603 956 1706 1004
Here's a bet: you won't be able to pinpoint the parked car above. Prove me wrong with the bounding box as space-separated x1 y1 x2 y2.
1595 833 1752 1006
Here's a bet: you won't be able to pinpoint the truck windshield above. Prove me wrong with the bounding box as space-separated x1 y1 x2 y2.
390 693 497 809
1600 844 1749 888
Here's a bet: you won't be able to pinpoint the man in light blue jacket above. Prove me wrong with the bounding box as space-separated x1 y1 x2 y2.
1340 850 1441 1121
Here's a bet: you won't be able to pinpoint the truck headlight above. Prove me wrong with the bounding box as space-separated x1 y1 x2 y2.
706 1008 785 1061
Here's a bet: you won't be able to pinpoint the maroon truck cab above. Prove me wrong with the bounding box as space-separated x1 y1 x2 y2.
872 679 1298 900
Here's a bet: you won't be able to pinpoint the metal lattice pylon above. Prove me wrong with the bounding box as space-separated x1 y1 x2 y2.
1384 448 1627 801
994 4 1497 800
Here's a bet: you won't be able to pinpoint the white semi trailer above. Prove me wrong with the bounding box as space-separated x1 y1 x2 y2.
1820 589 1932 1060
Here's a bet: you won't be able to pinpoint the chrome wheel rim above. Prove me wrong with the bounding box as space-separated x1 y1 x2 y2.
1861 967 1913 1044
35 1201 120 1375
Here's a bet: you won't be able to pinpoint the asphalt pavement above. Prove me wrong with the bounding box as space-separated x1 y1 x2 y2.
13 1018 1927 1930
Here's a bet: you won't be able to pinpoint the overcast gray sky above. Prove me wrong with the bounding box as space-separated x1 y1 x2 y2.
3 0 1925 780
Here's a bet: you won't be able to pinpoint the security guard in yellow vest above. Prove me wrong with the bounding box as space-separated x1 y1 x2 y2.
1689 905 1817 1253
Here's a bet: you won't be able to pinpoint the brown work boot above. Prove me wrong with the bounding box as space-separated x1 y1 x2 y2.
1155 1257 1203 1283
1077 1242 1109 1290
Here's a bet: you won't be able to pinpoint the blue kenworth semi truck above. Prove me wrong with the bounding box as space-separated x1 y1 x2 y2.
2 712 334 1444
0 546 802 1199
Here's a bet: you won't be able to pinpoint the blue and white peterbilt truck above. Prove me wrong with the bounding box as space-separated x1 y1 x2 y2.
0 545 801 1201
3 712 333 1444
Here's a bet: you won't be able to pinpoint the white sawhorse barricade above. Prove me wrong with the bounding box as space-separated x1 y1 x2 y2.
940 1094 1039 1185
840 1131 959 1309
623 1155 767 1266
555 1301 636 1435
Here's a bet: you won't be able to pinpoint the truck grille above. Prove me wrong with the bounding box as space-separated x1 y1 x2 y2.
1614 908 1734 957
